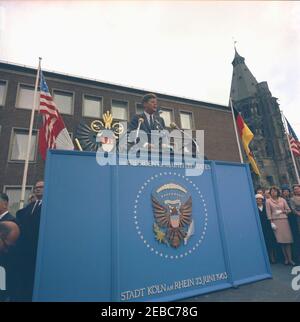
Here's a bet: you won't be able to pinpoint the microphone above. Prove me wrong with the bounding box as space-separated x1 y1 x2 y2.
170 122 199 153
135 117 144 143
153 116 164 130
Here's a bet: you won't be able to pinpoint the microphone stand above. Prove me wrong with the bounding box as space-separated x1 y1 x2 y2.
135 118 144 144
170 123 199 153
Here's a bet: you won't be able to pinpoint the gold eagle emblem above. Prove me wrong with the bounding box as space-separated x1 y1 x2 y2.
152 195 192 248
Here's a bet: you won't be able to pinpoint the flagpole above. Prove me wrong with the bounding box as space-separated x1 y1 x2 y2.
229 97 244 163
281 111 300 184
19 57 42 209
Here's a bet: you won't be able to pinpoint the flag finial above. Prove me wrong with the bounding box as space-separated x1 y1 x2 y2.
232 37 238 50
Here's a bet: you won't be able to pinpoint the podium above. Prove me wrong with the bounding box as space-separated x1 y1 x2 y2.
33 150 271 301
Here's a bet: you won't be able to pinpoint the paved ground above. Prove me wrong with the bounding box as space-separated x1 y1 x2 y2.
185 264 300 302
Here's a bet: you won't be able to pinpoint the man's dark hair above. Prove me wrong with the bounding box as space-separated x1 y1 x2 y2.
0 193 9 203
141 93 157 105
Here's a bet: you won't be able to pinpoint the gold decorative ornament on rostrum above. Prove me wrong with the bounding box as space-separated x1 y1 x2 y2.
75 111 125 151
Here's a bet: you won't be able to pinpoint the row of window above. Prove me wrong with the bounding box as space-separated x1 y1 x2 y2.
4 116 197 163
0 81 194 129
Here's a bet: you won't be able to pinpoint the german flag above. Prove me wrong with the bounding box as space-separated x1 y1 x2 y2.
233 107 260 176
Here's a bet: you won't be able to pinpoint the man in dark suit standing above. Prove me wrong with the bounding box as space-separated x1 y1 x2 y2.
128 93 166 149
0 193 16 223
16 181 44 301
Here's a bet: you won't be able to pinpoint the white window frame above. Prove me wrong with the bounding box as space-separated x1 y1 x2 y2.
82 94 103 119
52 88 74 115
15 83 36 110
135 102 144 115
8 127 38 163
159 107 175 128
179 110 194 130
111 99 129 121
0 79 8 107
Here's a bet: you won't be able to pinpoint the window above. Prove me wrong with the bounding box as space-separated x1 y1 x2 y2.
0 80 7 106
180 112 193 130
4 186 33 216
136 103 144 115
53 90 73 114
160 108 173 127
10 129 37 161
16 84 35 109
83 95 102 118
111 100 128 121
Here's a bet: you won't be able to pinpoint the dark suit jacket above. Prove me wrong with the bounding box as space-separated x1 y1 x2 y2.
13 201 42 301
16 201 42 258
128 112 166 144
0 212 16 223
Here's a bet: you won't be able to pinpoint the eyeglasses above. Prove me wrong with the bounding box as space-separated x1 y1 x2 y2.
35 186 44 189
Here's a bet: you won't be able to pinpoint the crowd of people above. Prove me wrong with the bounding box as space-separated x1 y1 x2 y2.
255 184 300 266
0 181 43 302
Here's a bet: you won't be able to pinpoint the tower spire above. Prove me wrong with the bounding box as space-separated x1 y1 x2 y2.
229 48 258 101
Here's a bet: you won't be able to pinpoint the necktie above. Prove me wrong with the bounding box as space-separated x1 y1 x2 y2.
150 115 154 130
31 200 42 214
31 200 39 214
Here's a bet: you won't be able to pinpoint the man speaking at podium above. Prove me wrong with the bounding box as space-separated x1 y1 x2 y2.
128 93 166 150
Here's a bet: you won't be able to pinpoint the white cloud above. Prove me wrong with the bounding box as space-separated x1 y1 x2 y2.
0 0 299 134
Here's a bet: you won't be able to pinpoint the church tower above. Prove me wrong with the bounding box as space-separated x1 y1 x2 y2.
229 48 297 188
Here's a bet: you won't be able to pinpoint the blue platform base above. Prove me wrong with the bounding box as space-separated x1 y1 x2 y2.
33 150 271 302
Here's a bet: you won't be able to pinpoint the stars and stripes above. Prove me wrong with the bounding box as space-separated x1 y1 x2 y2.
38 71 74 160
286 118 300 157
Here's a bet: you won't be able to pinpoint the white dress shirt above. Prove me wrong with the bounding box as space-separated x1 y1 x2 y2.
31 200 42 214
0 211 9 220
143 111 154 127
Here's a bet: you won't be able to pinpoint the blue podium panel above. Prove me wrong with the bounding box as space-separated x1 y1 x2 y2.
115 166 230 301
34 152 112 301
33 151 271 302
213 162 270 285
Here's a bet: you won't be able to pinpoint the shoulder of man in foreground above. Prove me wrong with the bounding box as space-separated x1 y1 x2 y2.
16 201 35 219
0 212 16 223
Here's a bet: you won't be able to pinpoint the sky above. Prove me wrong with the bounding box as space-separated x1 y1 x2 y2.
0 0 299 134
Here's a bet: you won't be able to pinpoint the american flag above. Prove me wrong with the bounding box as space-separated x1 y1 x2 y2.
39 71 74 160
286 118 300 157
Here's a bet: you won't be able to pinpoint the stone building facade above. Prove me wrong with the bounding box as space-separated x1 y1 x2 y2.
230 49 299 188
0 62 240 213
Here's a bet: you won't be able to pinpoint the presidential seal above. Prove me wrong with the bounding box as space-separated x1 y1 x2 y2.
151 183 194 248
133 172 208 260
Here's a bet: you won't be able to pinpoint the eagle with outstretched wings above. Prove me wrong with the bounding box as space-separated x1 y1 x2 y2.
152 196 192 248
